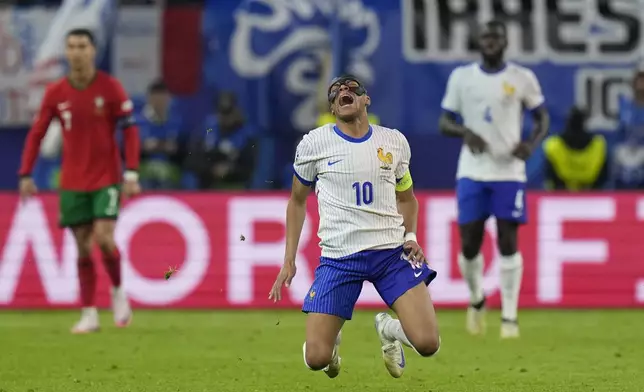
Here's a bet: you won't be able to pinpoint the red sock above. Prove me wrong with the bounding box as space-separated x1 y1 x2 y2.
102 248 122 287
78 257 96 307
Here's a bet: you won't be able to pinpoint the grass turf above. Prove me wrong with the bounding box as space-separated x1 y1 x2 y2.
0 309 640 392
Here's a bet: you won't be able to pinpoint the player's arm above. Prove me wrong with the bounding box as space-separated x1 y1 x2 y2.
438 68 468 137
523 70 550 147
395 134 427 268
269 137 317 301
284 137 316 264
438 69 487 153
111 78 140 183
394 134 421 249
18 86 56 179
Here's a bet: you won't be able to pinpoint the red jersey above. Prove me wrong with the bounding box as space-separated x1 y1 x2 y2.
19 71 140 191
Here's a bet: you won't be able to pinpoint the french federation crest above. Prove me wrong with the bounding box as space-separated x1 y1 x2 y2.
377 147 393 170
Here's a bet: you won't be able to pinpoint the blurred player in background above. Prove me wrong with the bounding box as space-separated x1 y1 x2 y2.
18 29 141 334
269 75 440 379
438 21 549 338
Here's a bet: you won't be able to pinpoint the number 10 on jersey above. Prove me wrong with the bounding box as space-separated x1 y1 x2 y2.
352 181 373 206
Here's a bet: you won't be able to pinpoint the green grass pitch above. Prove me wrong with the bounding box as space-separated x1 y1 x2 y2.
0 309 641 391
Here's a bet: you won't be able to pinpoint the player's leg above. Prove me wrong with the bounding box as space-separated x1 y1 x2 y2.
456 178 490 335
491 182 527 339
372 247 439 378
301 257 365 378
91 185 131 327
304 314 344 375
60 190 99 333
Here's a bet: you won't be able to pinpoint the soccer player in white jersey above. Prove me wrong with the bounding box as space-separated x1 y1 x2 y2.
269 75 440 379
438 21 549 338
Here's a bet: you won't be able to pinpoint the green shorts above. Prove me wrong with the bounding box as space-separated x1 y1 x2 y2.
59 185 121 227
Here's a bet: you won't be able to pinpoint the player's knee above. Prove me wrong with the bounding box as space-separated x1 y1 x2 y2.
461 245 480 261
304 341 333 370
461 233 483 260
94 232 115 253
413 333 441 357
496 235 517 256
75 238 92 258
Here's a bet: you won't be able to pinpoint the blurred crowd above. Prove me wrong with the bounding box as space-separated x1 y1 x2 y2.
542 70 644 192
125 68 644 192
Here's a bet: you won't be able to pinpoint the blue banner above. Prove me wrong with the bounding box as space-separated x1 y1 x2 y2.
202 0 642 189
0 0 641 190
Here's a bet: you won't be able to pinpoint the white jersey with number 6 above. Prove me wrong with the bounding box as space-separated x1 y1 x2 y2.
293 124 410 258
441 62 545 182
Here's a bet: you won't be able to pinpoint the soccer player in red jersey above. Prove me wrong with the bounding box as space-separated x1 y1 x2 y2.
18 29 141 334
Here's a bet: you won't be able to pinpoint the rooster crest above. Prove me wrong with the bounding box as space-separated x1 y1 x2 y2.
377 147 394 165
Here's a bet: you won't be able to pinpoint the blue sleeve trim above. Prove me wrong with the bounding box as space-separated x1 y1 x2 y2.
293 166 314 186
441 108 459 117
396 177 402 183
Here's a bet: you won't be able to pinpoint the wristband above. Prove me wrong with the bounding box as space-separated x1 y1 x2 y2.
124 170 139 182
404 232 417 243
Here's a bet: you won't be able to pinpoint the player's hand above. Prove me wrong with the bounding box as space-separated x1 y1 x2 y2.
122 180 141 199
403 240 426 268
464 130 487 154
268 261 297 302
512 142 533 161
19 177 37 201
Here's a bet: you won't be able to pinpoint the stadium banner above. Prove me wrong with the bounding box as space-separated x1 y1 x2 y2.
111 5 162 97
203 0 644 188
0 8 56 125
1 192 643 309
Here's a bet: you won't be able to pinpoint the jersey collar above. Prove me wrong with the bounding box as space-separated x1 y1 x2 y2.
333 125 373 143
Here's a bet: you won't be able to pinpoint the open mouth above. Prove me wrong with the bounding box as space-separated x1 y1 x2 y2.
339 94 354 107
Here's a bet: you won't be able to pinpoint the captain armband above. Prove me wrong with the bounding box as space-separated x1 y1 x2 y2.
117 115 136 129
395 170 413 192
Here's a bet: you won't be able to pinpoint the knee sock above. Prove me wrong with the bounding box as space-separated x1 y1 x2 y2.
500 252 523 321
78 257 97 307
383 318 413 349
458 253 485 305
102 248 122 288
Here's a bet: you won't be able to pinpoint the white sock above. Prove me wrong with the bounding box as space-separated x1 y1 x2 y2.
383 318 413 349
500 252 523 321
457 253 485 304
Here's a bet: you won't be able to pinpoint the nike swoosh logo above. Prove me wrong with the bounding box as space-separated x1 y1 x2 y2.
414 270 422 278
328 160 343 166
398 349 406 368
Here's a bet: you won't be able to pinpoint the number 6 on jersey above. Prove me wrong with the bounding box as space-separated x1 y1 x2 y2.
352 181 373 206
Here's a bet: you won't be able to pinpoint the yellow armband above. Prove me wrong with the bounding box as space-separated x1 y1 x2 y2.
395 171 413 192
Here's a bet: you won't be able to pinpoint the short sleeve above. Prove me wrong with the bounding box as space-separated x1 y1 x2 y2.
395 133 411 180
293 135 317 186
440 68 462 114
522 70 545 110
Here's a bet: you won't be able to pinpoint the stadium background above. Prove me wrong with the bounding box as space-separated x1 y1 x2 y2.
0 0 643 310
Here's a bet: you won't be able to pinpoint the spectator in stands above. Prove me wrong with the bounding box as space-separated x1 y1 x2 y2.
612 70 644 189
184 91 256 189
138 80 182 189
543 107 608 191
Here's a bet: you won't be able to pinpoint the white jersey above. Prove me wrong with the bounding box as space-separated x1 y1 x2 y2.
293 124 410 258
441 62 545 182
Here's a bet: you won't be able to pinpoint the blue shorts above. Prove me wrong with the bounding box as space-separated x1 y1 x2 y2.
302 246 437 320
456 178 527 225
